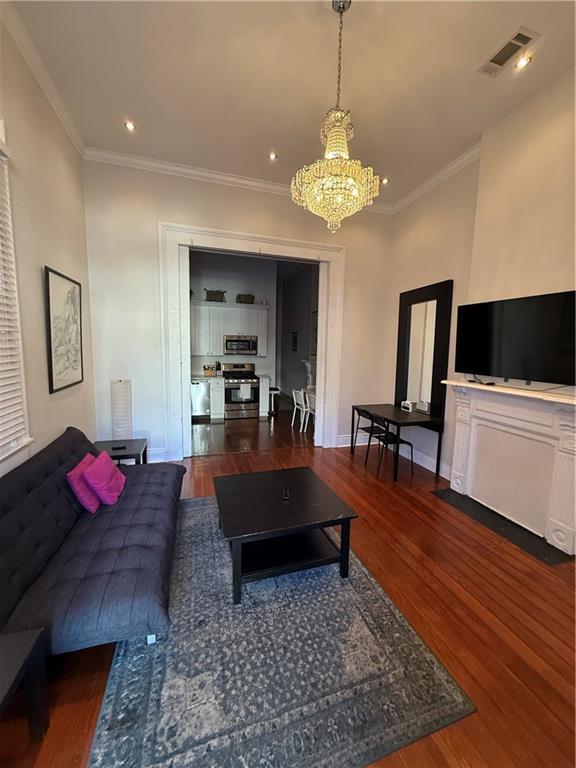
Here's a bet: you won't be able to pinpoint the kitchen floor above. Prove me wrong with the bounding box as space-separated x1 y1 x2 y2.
190 403 313 456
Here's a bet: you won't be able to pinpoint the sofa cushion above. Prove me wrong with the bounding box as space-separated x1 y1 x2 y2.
0 427 97 629
2 461 185 654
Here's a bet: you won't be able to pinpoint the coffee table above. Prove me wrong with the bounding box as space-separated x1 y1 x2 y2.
214 467 358 604
0 629 49 742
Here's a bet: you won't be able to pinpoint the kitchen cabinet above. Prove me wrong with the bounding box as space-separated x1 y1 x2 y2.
257 310 268 357
209 378 225 421
190 305 223 356
191 305 211 356
259 376 270 417
191 301 270 357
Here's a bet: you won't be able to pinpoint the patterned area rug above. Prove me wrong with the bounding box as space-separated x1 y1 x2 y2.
89 497 474 768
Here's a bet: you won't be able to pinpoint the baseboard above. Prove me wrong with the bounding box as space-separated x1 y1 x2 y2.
148 448 168 463
337 433 451 480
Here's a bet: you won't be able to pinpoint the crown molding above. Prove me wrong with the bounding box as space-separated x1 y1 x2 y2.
388 142 482 214
1 3 85 155
83 147 295 198
83 145 480 217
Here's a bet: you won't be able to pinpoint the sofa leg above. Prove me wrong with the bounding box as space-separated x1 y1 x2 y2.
146 634 157 645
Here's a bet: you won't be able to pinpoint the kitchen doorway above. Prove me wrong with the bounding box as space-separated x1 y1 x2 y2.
159 223 345 462
188 249 320 456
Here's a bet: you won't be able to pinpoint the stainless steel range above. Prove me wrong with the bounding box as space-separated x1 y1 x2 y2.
222 363 259 420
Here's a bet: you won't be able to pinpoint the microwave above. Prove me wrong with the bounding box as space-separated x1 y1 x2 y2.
223 335 258 355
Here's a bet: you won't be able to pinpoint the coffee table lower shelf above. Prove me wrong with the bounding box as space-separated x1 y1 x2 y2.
241 529 341 583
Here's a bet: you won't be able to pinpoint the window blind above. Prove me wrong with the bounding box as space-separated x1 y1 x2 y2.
0 157 30 461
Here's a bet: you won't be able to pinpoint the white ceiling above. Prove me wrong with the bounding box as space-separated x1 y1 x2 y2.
12 1 575 203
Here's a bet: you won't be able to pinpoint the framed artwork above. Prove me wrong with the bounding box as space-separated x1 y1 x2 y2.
44 266 83 393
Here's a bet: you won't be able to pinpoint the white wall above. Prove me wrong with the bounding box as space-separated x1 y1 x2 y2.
387 69 575 475
83 160 391 457
470 70 575 302
189 250 277 380
388 161 480 475
0 23 94 472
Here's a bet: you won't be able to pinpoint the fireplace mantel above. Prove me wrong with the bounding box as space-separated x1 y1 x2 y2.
443 380 575 554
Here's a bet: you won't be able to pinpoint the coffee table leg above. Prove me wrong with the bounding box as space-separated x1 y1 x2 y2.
232 540 242 604
340 519 351 578
22 641 49 741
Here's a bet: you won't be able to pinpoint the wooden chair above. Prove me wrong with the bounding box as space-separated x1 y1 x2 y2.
291 389 308 430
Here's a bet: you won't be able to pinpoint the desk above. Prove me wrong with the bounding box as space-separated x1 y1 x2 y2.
351 404 443 481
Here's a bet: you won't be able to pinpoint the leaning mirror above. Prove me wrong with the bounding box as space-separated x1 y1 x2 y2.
406 300 437 412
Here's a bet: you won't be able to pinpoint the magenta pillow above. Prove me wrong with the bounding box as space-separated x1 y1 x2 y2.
67 453 101 514
83 451 126 505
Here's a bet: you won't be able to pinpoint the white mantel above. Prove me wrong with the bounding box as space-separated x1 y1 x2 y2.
443 380 575 554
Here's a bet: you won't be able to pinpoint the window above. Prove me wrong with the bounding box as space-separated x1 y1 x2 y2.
0 152 30 462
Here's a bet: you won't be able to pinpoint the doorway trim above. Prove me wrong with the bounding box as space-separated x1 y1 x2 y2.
159 222 345 460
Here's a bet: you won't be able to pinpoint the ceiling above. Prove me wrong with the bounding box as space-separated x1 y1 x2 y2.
12 1 575 203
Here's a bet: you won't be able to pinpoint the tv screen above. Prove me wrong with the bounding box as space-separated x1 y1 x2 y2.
455 291 575 386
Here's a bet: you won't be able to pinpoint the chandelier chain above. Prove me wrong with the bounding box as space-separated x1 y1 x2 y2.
336 10 344 108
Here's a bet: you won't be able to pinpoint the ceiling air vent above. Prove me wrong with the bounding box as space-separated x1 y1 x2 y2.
479 27 540 77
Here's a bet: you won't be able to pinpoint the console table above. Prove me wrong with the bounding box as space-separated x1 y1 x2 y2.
351 403 444 481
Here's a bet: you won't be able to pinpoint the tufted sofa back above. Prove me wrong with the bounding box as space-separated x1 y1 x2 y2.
0 426 97 629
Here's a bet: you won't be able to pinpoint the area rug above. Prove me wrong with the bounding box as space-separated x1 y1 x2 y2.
89 497 474 768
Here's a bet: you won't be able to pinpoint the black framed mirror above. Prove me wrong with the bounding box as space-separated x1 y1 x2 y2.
394 280 453 420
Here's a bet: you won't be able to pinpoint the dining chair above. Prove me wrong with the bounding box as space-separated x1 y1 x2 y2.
291 389 308 430
375 426 414 477
303 392 316 432
353 409 388 466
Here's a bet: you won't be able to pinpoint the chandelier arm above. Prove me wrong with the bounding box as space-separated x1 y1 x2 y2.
336 10 344 108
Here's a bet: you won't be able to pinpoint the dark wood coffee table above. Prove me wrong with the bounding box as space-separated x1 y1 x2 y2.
0 629 49 742
214 467 358 604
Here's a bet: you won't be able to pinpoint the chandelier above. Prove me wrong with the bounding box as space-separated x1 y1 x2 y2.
291 0 379 233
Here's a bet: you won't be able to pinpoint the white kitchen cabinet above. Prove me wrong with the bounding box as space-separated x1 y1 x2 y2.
191 301 270 357
191 305 224 356
209 307 223 356
191 305 211 356
224 307 258 336
259 376 270 417
257 309 268 357
209 378 225 422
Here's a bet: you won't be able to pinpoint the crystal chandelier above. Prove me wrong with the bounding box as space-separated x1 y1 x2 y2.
291 0 379 233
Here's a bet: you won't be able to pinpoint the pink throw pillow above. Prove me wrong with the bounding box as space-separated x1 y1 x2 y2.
83 451 126 506
67 453 101 514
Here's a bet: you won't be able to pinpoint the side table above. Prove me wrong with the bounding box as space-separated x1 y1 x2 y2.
93 438 148 464
0 629 49 742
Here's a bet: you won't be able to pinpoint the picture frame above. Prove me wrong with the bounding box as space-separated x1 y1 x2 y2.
44 266 83 393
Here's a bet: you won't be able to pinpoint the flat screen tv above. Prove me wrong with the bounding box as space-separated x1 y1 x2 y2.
455 291 575 386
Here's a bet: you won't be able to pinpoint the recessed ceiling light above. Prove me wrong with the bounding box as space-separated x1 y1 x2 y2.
515 55 532 70
381 177 390 186
124 120 136 132
268 151 278 161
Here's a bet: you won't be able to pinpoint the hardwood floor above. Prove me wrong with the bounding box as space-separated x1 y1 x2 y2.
1 417 574 768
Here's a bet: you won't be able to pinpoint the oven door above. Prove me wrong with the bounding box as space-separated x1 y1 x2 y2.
225 384 259 406
223 336 258 355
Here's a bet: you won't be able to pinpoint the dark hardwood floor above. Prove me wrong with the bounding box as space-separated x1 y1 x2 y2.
1 412 574 768
191 401 313 456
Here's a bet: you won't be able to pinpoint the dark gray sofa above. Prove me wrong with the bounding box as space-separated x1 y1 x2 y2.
0 427 185 655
